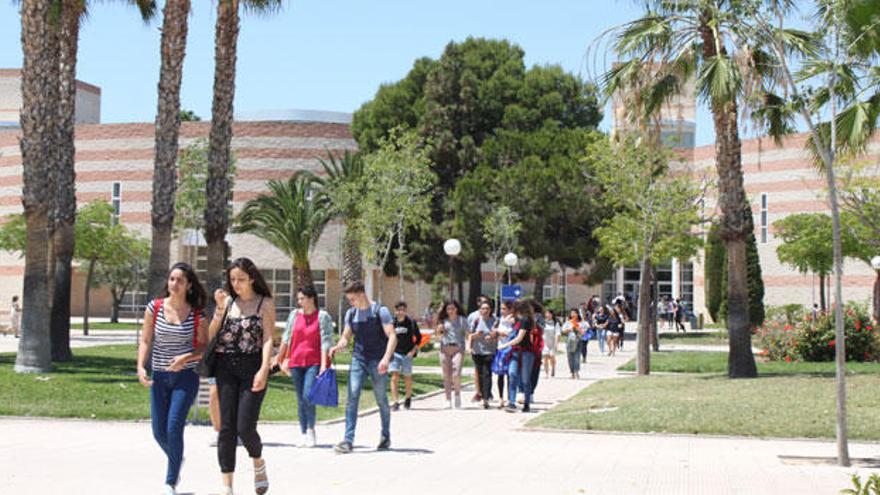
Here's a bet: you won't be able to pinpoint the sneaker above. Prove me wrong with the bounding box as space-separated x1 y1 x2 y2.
299 433 309 448
444 399 453 410
377 436 391 451
391 402 400 411
334 441 353 454
306 429 316 448
163 484 177 495
504 404 518 413
404 397 411 410
522 404 531 413
454 395 462 409
482 400 490 410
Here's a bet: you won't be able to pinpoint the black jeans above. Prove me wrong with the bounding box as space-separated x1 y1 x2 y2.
530 355 541 395
496 373 505 400
472 354 494 400
215 353 266 473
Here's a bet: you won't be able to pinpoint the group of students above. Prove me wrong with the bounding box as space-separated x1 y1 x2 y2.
137 258 397 495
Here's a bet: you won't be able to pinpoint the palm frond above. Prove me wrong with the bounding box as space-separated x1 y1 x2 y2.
697 55 742 106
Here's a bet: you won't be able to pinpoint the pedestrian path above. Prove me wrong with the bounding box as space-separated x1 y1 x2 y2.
0 343 877 494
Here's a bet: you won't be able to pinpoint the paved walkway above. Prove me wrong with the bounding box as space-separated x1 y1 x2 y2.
2 342 878 494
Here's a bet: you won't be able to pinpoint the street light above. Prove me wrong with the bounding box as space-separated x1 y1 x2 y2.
443 238 461 300
503 252 518 286
871 256 880 323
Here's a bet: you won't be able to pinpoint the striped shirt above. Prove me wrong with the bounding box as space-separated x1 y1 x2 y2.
147 300 204 372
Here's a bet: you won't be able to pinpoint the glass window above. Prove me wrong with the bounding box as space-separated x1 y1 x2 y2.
111 182 122 224
760 193 769 243
312 270 327 309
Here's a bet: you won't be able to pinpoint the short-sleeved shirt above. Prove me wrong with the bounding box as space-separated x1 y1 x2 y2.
393 316 421 355
344 303 393 360
440 316 468 347
147 300 204 372
468 316 497 355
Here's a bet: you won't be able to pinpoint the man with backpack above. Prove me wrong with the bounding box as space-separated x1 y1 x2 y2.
389 301 421 411
329 282 397 454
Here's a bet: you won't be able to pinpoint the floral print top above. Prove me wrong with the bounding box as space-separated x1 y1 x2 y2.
216 297 265 355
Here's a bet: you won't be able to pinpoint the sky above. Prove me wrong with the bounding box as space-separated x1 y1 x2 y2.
0 1 727 145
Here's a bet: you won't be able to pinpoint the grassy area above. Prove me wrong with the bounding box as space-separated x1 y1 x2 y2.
618 351 880 375
0 345 445 421
659 331 729 346
527 372 880 440
70 323 139 331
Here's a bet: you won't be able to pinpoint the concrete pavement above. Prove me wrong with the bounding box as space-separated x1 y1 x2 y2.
1 341 878 494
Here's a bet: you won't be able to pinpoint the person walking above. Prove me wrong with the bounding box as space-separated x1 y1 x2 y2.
594 306 613 356
466 295 491 403
136 262 208 495
492 299 516 408
561 309 585 379
276 286 334 448
435 300 467 409
667 298 676 330
467 300 497 409
329 281 397 454
541 309 560 378
389 301 421 411
10 295 20 338
674 298 687 332
209 258 276 495
615 303 628 350
498 300 539 413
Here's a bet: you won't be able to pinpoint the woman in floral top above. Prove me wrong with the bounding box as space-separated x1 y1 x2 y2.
209 258 275 495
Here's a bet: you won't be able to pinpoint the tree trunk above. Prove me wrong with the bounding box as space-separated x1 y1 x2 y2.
467 257 482 312
16 0 55 373
650 264 660 351
294 263 314 293
637 256 653 375
148 0 192 298
533 273 547 304
49 2 80 363
205 0 239 295
819 273 827 313
398 227 406 303
725 240 757 377
342 222 363 286
82 259 96 336
110 296 120 324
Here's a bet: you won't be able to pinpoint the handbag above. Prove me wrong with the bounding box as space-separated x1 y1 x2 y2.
199 297 233 378
307 367 339 407
582 328 595 341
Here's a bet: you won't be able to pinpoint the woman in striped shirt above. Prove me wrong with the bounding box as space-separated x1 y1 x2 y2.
136 262 208 495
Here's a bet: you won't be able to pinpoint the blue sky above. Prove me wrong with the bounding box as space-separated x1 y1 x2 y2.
0 1 723 144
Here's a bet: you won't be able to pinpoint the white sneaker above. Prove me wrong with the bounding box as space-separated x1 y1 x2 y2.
444 399 453 409
306 429 316 447
454 395 462 409
163 484 177 495
299 433 309 448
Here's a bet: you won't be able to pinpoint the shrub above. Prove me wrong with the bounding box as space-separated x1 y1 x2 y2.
755 321 799 362
765 304 805 325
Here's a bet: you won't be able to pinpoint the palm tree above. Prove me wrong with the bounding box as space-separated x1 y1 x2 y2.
234 175 331 289
16 0 55 373
205 0 283 293
313 149 365 286
147 0 190 299
50 0 155 361
601 0 794 378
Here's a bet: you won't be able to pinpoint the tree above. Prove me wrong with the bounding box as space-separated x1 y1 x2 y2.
482 206 521 310
205 0 283 295
313 150 365 287
717 203 766 330
179 109 201 121
591 136 704 375
147 0 191 299
705 223 725 323
95 234 150 323
356 130 436 302
600 0 799 377
235 175 329 289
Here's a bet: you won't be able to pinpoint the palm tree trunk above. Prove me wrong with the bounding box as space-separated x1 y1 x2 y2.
83 259 96 336
636 255 652 375
16 0 55 373
342 223 363 286
148 0 192 297
700 19 757 378
205 0 239 294
50 1 80 363
294 262 314 291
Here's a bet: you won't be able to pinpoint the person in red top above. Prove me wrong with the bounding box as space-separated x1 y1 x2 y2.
276 286 334 448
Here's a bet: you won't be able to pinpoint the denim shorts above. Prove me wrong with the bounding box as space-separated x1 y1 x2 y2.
388 352 414 376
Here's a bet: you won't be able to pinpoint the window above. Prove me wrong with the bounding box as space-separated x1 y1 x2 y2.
120 290 149 315
543 282 554 301
111 182 121 224
760 192 769 243
265 269 328 321
313 270 326 309
679 262 694 307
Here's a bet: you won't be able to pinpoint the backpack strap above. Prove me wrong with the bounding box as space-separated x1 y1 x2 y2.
152 298 163 333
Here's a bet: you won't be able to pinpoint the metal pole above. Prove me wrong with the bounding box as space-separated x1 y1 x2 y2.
448 257 454 301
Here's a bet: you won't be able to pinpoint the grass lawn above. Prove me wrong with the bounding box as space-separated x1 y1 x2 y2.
70 322 139 331
617 351 880 375
333 348 473 368
659 331 729 346
531 351 880 440
0 345 445 422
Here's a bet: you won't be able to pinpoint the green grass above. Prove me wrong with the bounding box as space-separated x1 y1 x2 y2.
527 372 880 440
70 323 139 331
618 351 880 375
0 345 445 421
659 331 729 346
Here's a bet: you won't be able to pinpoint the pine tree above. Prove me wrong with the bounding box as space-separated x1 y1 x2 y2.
718 202 765 328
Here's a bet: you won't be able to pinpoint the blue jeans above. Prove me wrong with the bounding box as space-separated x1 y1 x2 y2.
508 351 535 406
291 365 319 434
597 329 606 353
344 354 390 444
150 369 199 486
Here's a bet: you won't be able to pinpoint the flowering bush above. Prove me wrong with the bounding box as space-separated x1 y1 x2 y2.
757 302 880 362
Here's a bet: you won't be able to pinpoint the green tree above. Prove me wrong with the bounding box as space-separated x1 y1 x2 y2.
0 215 26 255
591 136 704 375
235 175 329 289
313 150 365 287
179 109 201 122
356 130 436 302
95 233 150 324
717 203 765 330
482 206 521 310
705 223 725 323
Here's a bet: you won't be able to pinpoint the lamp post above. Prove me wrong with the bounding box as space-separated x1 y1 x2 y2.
503 252 518 286
872 256 880 323
443 239 461 300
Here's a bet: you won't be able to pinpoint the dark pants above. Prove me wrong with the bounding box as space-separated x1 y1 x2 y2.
496 373 505 400
216 354 266 473
578 339 588 362
150 369 199 486
472 354 494 400
529 354 541 395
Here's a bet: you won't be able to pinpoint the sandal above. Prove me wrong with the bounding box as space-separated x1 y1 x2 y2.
254 460 269 494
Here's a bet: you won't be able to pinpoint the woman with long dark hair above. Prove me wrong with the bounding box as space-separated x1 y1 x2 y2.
541 309 560 378
275 285 334 448
561 308 585 379
136 262 208 495
209 258 275 495
498 300 539 413
434 299 467 409
492 299 516 408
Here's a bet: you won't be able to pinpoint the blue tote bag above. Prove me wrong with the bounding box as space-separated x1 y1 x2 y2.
307 368 339 407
